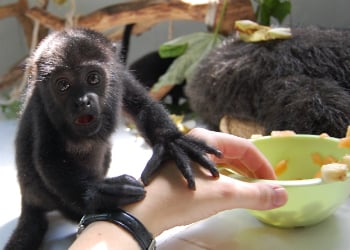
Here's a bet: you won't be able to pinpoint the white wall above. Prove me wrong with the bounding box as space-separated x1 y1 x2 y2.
0 0 350 76
289 0 350 28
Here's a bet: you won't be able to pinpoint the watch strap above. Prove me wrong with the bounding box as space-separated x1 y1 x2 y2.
78 209 156 250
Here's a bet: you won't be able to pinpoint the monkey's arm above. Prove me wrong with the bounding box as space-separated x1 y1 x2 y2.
122 73 221 189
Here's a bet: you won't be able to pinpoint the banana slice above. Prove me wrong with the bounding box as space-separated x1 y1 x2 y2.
234 20 292 42
340 154 350 170
321 163 348 183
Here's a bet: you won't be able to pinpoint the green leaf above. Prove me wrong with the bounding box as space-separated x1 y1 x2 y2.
152 33 223 92
185 38 222 81
256 5 272 25
1 101 20 119
260 0 279 17
158 32 216 58
159 43 188 58
271 1 291 23
255 0 291 25
263 0 279 9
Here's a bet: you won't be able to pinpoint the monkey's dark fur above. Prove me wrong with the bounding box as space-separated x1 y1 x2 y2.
185 27 350 138
5 28 221 250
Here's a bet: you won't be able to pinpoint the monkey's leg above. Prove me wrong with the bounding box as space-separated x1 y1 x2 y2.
5 203 48 250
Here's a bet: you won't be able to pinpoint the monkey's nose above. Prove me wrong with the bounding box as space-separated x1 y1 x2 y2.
76 95 91 108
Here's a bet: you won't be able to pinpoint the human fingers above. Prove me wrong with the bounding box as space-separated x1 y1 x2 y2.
146 165 287 231
214 174 288 210
188 128 276 179
184 168 287 212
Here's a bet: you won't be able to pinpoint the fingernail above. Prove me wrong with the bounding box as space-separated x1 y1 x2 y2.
272 186 288 207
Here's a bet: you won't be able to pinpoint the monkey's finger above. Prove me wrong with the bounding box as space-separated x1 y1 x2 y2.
177 138 220 178
101 175 146 196
105 174 144 186
141 144 167 186
189 152 219 178
98 184 146 199
168 142 196 190
183 135 222 158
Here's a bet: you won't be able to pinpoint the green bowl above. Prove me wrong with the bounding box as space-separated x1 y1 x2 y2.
224 135 350 228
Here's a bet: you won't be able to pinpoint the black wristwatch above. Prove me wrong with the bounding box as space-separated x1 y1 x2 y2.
78 209 156 250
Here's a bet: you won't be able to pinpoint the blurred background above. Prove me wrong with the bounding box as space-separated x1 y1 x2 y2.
1 0 349 89
1 2 350 249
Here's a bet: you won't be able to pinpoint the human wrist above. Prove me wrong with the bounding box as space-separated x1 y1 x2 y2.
77 209 155 250
122 184 172 236
122 167 183 236
70 221 140 249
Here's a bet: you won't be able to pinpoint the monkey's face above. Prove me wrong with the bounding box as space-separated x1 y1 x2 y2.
31 28 121 139
48 65 107 137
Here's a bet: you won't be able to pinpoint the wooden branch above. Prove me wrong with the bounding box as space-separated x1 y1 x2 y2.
107 21 160 41
16 0 34 47
26 0 255 35
0 3 19 20
149 85 175 101
78 0 209 30
218 0 256 35
0 0 254 99
26 6 65 30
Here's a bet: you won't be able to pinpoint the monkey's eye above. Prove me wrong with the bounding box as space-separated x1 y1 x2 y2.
56 78 71 92
87 72 101 85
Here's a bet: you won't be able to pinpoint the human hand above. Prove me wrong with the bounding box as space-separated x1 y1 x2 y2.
70 128 288 250
141 131 221 190
125 128 287 236
188 127 277 179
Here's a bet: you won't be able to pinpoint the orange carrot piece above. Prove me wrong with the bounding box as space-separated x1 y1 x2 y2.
339 137 350 148
323 155 337 165
314 170 321 178
346 125 350 138
311 153 323 166
274 160 288 176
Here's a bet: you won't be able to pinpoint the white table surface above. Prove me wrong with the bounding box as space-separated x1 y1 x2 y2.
1 119 350 250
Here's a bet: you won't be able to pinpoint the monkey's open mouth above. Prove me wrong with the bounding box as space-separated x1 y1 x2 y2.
75 115 95 125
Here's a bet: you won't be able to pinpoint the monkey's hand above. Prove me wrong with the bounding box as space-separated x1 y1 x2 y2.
85 174 146 213
141 134 222 190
